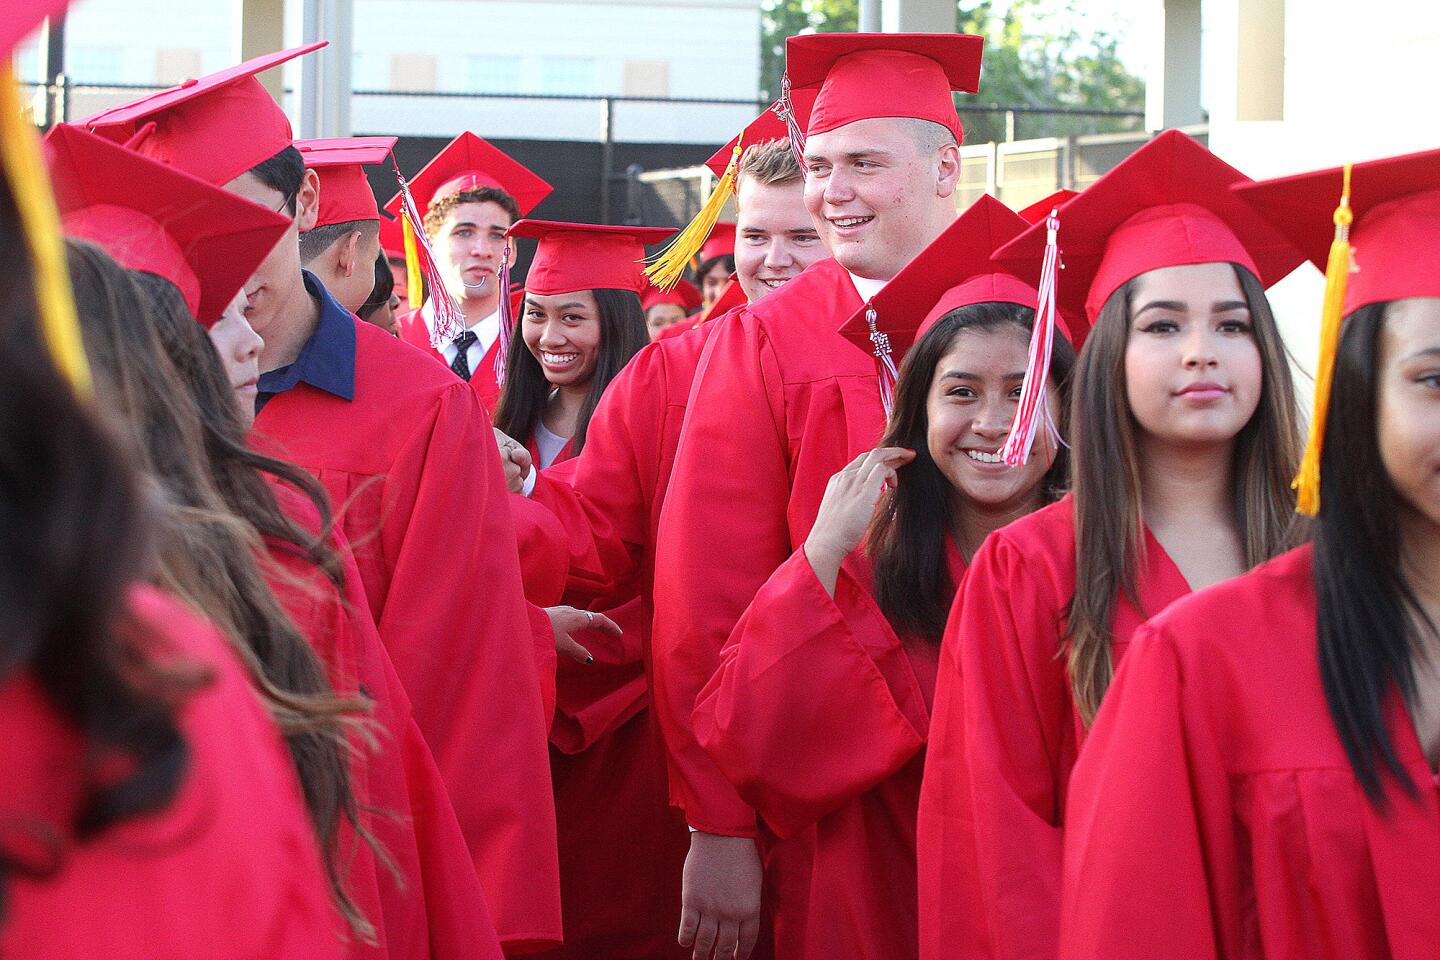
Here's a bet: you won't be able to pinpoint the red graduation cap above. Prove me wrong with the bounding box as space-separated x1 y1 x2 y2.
698 222 737 264
1232 148 1440 515
45 124 291 326
79 41 325 187
4 0 69 58
381 132 552 221
838 194 1042 366
994 130 1305 342
785 33 984 143
509 220 676 296
297 136 397 228
704 88 818 180
1232 148 1440 315
642 278 701 313
1017 189 1078 225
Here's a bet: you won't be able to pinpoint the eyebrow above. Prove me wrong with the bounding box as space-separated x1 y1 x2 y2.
940 370 1027 381
451 220 509 232
802 148 895 164
1403 346 1440 362
1133 299 1252 316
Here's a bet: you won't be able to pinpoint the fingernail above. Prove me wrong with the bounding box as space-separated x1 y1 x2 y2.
586 655 594 664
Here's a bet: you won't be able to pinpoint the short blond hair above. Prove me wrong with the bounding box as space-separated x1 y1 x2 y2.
735 139 802 190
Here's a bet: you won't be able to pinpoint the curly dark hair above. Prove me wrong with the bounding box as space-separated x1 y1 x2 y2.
422 186 521 238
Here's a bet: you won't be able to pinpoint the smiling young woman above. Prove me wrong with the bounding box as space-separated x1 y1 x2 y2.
692 194 1072 960
1057 147 1440 960
492 220 664 467
915 131 1309 960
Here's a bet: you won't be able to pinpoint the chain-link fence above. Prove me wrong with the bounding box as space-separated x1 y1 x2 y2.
23 78 1158 228
627 125 1209 230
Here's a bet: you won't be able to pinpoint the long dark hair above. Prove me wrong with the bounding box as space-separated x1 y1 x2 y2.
65 241 374 940
867 302 1076 642
1067 266 1304 724
0 188 193 915
129 271 344 588
1314 302 1438 804
493 287 648 456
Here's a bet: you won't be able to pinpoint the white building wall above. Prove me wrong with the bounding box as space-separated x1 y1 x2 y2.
15 0 762 143
1195 0 1440 386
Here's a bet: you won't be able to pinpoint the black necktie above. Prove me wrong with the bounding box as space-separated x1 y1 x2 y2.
450 330 478 381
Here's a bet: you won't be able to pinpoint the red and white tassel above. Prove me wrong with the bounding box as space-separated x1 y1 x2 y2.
866 303 899 421
494 245 515 387
775 75 807 179
1001 209 1062 466
391 161 466 350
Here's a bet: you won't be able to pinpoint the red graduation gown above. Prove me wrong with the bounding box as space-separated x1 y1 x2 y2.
264 483 503 960
252 317 560 952
694 546 957 960
1060 544 1440 960
651 257 876 838
516 439 690 960
396 303 502 410
916 495 1192 960
0 586 343 959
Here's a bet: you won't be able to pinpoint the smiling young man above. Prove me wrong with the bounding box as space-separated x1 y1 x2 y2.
391 132 552 411
82 54 563 954
645 33 982 960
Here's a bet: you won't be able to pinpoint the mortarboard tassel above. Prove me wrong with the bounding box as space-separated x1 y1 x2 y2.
493 244 514 386
1293 163 1355 517
776 75 807 178
644 134 744 292
865 303 899 421
400 215 424 311
391 161 466 348
1001 209 1062 467
0 66 92 398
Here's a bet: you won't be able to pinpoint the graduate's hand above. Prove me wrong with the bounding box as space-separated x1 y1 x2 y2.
544 605 620 664
803 446 915 597
678 831 762 960
493 428 533 493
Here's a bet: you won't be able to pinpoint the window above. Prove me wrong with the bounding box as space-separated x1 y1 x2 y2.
465 55 523 94
68 46 124 84
539 57 595 96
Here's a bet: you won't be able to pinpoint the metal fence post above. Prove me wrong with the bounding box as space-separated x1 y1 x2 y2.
1005 109 1017 143
599 98 615 224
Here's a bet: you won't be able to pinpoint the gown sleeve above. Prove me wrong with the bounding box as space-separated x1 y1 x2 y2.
1059 622 1225 960
693 549 929 838
374 383 561 952
651 313 790 836
917 531 1072 960
527 342 669 605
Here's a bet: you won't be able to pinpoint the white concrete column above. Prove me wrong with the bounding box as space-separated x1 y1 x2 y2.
1235 0 1284 121
881 0 955 34
1145 0 1205 130
299 0 352 137
235 0 286 99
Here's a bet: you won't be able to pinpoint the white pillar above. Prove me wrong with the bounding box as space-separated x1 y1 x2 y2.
299 0 352 138
881 0 955 34
235 0 286 99
1145 0 1205 130
860 0 882 32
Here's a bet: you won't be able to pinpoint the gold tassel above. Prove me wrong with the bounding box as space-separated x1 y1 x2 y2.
1293 163 1354 516
644 134 743 291
402 215 424 311
0 66 91 398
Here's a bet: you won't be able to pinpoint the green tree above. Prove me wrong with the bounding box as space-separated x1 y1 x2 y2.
757 0 1145 143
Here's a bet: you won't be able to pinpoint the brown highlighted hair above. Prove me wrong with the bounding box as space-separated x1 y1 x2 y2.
1066 265 1303 724
736 138 803 190
67 240 377 941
